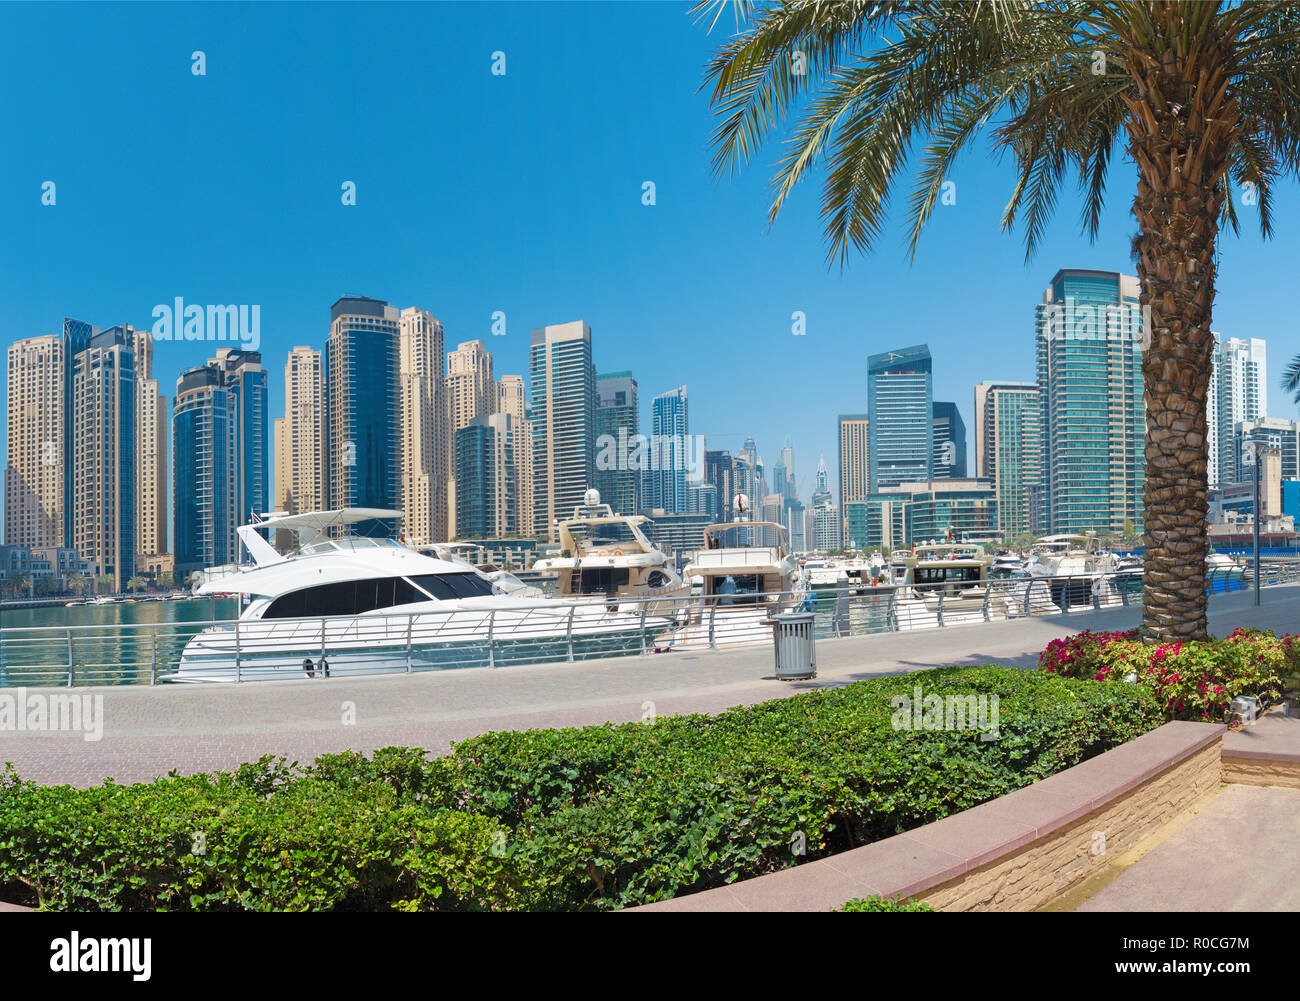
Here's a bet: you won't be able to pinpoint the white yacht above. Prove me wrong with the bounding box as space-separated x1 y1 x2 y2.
660 496 805 650
531 489 689 608
175 508 669 681
1024 533 1119 609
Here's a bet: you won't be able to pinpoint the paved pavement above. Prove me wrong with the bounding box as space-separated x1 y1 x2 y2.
1077 784 1300 911
2 585 1297 787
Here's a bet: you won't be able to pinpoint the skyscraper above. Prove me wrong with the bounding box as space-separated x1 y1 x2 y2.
974 382 1043 539
648 385 689 513
1035 269 1145 534
456 412 527 538
931 401 967 478
1208 335 1267 487
811 455 840 550
213 348 268 533
530 321 595 535
326 296 400 531
172 349 267 577
595 371 639 516
173 364 230 577
277 346 325 522
868 345 933 490
133 330 168 564
493 374 534 536
72 326 137 590
704 449 734 522
4 335 64 549
399 308 448 546
838 414 869 545
447 340 494 437
1233 417 1299 483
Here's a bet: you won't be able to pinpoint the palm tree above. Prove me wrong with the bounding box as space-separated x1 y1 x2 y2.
698 0 1300 641
1284 352 1300 407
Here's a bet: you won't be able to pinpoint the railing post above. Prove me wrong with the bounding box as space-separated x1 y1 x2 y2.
406 613 414 673
150 626 158 686
1023 579 1033 617
708 602 717 648
982 582 991 622
487 609 495 668
887 588 898 632
1092 577 1102 610
234 619 241 683
66 628 74 687
1121 578 1129 605
321 618 327 676
639 601 647 656
565 604 575 662
936 589 945 628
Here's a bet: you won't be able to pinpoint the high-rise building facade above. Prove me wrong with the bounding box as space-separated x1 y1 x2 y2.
647 385 689 513
974 381 1043 539
326 296 400 531
4 335 65 548
530 321 595 536
399 308 448 546
173 364 230 577
447 340 494 438
1035 269 1145 534
1208 335 1267 487
1233 417 1300 483
838 414 869 545
277 346 325 521
71 326 137 590
213 349 268 533
704 449 734 522
931 401 967 478
868 345 932 490
595 371 639 517
455 412 527 538
172 350 267 577
811 455 840 550
134 333 168 564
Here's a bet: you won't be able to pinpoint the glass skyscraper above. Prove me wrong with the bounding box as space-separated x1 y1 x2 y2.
648 385 689 513
1035 269 1145 534
868 344 933 490
172 350 267 577
326 296 401 536
931 401 967 478
595 371 639 516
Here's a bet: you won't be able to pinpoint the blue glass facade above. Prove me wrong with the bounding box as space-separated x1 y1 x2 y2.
868 344 933 490
327 297 401 537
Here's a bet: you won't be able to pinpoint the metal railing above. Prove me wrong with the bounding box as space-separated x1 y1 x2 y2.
3 559 1298 687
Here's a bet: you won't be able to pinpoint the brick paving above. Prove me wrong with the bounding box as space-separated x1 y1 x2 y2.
1078 784 1300 911
3 585 1297 787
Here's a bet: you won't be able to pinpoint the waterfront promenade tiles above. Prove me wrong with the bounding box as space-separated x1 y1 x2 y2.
1078 784 1300 911
2 584 1297 788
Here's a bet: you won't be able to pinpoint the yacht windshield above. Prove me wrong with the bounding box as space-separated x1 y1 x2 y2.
261 572 494 619
567 521 644 554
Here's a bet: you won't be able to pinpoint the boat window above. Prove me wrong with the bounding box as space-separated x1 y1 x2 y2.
407 573 495 600
914 566 983 584
263 575 444 619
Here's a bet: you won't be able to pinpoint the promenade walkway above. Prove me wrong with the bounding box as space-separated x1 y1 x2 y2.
4 584 1296 788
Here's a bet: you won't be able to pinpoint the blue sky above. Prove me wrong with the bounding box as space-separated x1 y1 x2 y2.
2 0 1299 506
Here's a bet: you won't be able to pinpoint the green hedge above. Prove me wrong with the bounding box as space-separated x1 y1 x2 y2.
0 666 1162 911
838 895 936 912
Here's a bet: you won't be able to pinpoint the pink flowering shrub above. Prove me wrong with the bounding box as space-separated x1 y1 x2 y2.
1038 627 1297 723
1038 629 1141 680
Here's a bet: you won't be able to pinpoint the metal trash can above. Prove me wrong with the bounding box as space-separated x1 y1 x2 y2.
770 611 816 680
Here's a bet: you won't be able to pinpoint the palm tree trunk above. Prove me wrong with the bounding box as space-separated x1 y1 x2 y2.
1124 3 1239 642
